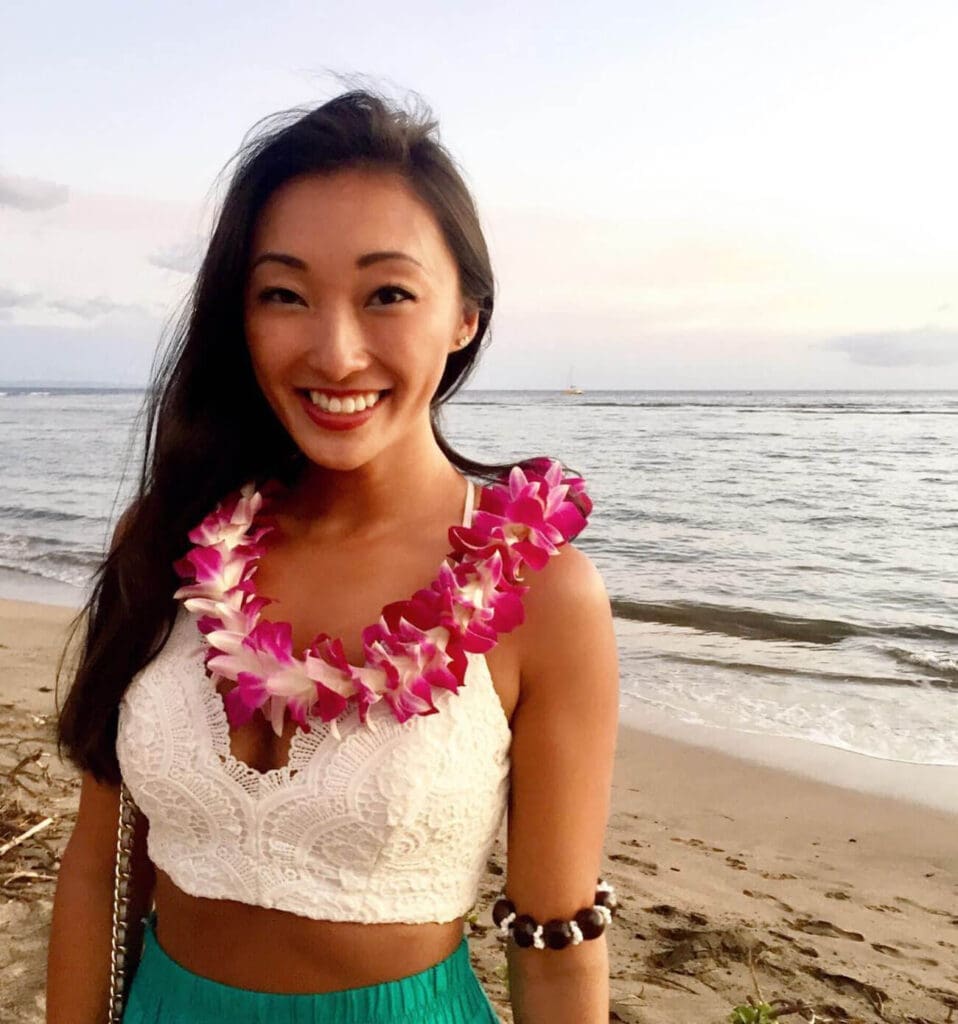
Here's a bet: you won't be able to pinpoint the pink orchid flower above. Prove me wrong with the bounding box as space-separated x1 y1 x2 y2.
449 461 588 580
449 554 526 645
362 613 462 724
521 456 594 520
303 635 368 726
186 483 262 548
208 620 327 735
173 542 256 602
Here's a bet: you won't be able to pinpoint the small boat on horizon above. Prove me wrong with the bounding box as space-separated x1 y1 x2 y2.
561 384 583 395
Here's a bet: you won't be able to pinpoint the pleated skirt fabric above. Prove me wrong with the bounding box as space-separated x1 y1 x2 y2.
122 912 501 1024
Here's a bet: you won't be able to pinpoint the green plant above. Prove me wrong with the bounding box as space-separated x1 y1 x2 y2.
729 1003 779 1024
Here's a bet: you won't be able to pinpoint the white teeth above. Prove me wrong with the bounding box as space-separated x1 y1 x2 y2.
308 390 384 414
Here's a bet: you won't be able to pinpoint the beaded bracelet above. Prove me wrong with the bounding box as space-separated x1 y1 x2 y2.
492 878 618 950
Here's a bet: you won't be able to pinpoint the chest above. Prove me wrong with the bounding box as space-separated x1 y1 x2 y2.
218 525 520 776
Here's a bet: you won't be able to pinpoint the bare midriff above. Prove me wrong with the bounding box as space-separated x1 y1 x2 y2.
152 870 467 993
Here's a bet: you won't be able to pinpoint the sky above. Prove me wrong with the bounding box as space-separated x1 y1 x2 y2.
1 0 956 389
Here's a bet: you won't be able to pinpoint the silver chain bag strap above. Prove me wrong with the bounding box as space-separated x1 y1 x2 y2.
107 781 139 1024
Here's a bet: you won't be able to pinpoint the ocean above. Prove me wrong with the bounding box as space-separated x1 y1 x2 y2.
2 387 956 767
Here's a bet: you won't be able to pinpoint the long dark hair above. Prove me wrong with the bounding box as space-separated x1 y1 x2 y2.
56 88 518 783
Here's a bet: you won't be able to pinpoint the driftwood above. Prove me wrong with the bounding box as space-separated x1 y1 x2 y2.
0 816 55 858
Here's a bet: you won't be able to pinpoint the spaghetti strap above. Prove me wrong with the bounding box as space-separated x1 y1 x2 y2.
462 478 476 528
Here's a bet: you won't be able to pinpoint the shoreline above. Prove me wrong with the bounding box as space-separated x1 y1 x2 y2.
0 568 87 609
620 699 958 817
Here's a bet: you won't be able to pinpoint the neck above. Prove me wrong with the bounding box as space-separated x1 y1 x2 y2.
280 441 466 538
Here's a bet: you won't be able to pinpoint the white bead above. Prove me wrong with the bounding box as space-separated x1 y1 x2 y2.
532 925 545 950
595 905 613 926
569 921 584 945
498 911 516 936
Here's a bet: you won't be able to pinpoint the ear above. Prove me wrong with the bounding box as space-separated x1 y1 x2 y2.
449 304 481 353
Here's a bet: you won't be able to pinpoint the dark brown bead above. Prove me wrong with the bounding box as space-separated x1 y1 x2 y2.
542 919 574 950
511 914 538 948
574 907 606 940
492 898 516 927
594 888 618 915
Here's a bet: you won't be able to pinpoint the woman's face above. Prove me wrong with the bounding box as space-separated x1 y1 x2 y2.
243 168 478 473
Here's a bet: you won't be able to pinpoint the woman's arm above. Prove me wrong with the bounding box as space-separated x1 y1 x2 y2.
46 772 154 1024
47 504 154 1023
505 544 620 1024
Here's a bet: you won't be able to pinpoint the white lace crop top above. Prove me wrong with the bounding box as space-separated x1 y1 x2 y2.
115 480 513 924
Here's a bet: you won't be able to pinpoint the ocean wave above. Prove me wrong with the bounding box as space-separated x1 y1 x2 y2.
0 557 92 589
0 504 105 526
610 598 958 645
887 647 958 680
658 652 958 692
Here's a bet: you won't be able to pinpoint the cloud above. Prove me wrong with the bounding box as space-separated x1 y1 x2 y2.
148 239 201 274
0 173 69 211
0 285 40 309
820 327 958 368
46 295 152 320
0 283 152 321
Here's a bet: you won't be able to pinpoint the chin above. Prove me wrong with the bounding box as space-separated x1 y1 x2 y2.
296 445 379 474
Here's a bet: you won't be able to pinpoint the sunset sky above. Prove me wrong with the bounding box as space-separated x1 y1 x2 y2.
2 0 956 389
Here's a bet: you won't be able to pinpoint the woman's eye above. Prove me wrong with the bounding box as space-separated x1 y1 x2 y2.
369 285 415 306
259 287 304 305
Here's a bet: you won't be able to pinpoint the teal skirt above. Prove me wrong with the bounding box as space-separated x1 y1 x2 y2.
122 912 501 1023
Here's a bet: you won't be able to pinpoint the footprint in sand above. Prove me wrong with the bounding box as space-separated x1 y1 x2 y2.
609 853 658 876
769 929 820 958
893 895 955 918
725 856 748 871
865 903 903 914
670 836 725 853
760 871 798 880
788 918 865 942
743 889 794 913
804 966 888 1012
824 890 851 900
870 942 940 967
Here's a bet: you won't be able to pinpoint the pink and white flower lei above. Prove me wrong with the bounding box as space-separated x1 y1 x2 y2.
173 458 591 738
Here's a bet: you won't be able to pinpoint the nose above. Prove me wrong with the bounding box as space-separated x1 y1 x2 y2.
305 305 371 382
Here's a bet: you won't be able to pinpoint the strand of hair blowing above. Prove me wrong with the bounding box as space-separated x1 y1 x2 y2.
55 88 532 783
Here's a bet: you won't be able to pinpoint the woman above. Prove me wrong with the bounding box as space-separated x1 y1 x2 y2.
48 89 619 1024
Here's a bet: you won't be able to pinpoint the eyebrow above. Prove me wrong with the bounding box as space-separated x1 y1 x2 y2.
250 250 425 272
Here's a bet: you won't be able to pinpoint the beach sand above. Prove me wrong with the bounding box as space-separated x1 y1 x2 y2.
1 596 956 1023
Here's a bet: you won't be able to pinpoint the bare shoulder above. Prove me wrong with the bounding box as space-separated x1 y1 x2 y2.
517 543 616 693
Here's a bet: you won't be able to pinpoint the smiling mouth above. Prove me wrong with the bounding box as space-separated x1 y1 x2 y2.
300 389 390 414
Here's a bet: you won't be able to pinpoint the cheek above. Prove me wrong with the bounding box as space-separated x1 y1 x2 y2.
245 316 295 385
